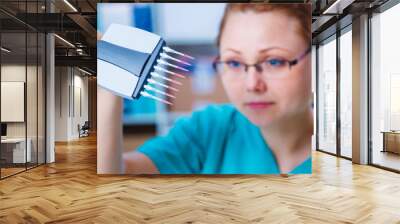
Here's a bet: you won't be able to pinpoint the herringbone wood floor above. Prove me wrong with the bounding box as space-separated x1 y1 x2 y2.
1 134 400 224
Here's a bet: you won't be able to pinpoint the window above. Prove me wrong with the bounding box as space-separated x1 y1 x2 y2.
339 28 352 158
317 36 337 154
370 2 400 171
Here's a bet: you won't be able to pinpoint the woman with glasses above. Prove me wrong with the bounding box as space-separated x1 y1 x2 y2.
98 3 312 174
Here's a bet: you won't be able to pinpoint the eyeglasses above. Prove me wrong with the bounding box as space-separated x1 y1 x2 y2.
212 47 311 79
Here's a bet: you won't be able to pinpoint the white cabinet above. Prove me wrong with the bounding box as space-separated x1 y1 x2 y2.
1 138 32 163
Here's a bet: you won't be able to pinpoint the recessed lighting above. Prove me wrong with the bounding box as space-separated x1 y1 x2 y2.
54 34 75 48
63 0 78 12
322 0 355 15
78 67 92 76
1 47 11 53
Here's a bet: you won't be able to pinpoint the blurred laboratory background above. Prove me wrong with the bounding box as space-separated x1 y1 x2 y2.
97 3 229 151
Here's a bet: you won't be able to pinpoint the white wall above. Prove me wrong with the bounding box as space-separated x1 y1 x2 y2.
54 67 89 141
1 63 46 164
1 65 38 138
55 66 69 141
71 73 89 138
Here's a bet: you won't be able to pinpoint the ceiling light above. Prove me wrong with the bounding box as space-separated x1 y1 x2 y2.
54 34 75 48
63 0 78 12
78 67 92 76
323 0 341 14
323 0 355 15
1 47 11 53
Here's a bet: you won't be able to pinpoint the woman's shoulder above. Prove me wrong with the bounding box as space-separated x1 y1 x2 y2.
169 104 248 141
171 104 241 137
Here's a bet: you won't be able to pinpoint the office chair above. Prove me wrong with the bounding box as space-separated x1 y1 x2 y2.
79 121 90 138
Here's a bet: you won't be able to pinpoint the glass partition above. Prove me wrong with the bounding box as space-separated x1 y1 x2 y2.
1 30 28 177
38 31 45 165
317 36 337 154
371 3 400 171
0 1 46 179
339 28 352 158
27 30 38 169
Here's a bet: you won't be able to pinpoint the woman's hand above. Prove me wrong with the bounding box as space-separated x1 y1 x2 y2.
97 86 159 174
97 86 124 174
96 31 159 174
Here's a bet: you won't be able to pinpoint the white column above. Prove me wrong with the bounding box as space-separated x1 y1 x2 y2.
352 14 369 164
46 1 56 163
46 33 55 163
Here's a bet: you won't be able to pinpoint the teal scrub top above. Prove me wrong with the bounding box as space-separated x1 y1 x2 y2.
137 104 311 174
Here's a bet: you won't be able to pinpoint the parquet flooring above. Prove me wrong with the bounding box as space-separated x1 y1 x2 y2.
1 167 26 178
1 134 400 223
